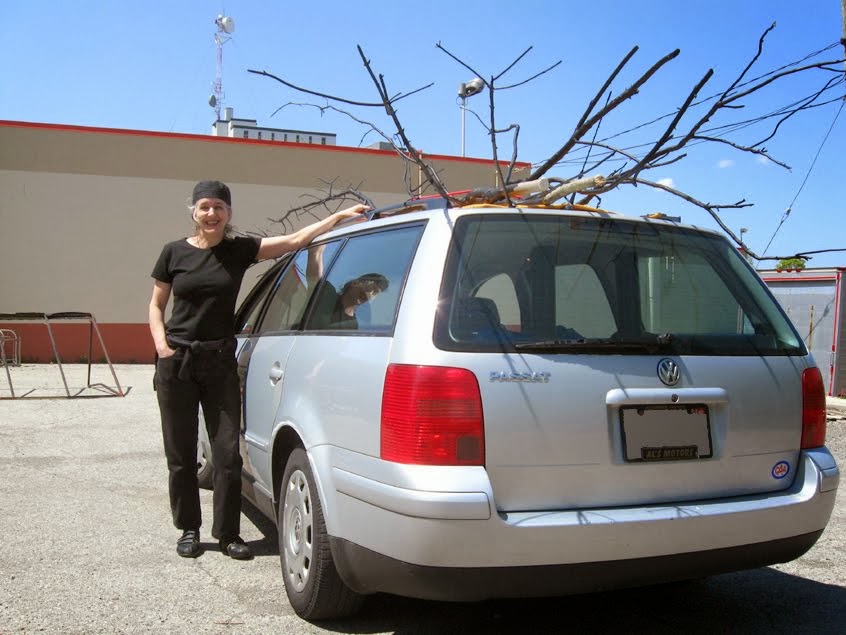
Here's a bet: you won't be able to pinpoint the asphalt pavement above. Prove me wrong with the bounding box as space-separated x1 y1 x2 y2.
0 364 844 634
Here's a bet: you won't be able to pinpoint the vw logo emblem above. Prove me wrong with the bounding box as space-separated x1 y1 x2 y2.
657 358 680 386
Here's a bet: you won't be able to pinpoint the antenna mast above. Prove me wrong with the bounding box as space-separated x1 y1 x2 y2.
209 14 235 120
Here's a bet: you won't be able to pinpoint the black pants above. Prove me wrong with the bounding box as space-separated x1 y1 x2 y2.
155 347 242 539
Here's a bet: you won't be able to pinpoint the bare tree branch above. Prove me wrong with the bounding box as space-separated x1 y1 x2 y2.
794 247 846 258
438 42 564 198
252 27 844 266
531 48 682 179
594 41 844 146
693 135 790 168
356 45 453 201
248 68 432 107
435 42 486 86
575 46 639 134
622 68 714 180
494 46 534 81
574 139 641 165
498 60 562 90
271 101 397 146
269 178 372 233
534 23 844 246
483 75 510 205
748 76 843 149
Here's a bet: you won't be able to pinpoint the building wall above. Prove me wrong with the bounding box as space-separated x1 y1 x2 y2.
834 271 845 397
0 120 525 363
761 268 845 396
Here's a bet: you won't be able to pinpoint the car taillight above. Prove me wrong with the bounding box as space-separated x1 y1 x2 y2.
801 367 827 449
381 364 484 465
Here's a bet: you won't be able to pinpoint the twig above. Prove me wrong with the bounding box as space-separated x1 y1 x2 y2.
248 68 432 107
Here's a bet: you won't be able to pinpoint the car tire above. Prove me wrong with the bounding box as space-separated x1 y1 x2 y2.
197 420 214 490
279 447 363 620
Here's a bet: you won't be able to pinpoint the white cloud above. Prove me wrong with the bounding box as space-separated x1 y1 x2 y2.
656 178 674 188
717 159 735 169
756 155 771 165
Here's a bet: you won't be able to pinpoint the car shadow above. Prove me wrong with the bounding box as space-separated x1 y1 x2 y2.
314 566 846 634
234 496 845 632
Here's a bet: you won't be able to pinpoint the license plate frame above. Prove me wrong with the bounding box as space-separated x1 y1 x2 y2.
620 404 713 462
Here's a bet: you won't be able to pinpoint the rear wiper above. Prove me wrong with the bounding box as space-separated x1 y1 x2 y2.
513 333 677 353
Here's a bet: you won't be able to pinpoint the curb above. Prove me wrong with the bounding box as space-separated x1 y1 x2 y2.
826 397 846 418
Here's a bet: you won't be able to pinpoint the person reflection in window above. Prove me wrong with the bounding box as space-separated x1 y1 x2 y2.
315 273 389 330
306 244 388 330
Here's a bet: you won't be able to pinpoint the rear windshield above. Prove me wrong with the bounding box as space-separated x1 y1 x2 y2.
434 214 805 356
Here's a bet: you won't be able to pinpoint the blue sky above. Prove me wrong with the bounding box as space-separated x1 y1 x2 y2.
3 0 845 267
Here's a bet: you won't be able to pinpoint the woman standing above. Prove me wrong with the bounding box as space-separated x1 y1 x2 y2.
149 180 368 559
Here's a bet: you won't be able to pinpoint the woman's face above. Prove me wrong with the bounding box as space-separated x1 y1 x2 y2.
193 197 231 237
341 280 382 309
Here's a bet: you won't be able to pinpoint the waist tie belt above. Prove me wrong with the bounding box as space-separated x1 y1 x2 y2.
166 336 231 381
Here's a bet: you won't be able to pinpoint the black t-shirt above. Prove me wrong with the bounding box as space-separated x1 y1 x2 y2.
152 236 260 341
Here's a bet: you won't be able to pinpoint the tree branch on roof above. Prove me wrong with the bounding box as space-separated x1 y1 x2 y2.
251 26 844 262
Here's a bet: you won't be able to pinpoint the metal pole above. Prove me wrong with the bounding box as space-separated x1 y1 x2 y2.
842 0 846 74
1 332 14 398
842 0 846 46
840 0 846 80
87 318 93 387
461 95 466 157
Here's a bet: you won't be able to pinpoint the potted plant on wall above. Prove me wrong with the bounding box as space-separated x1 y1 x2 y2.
776 258 806 273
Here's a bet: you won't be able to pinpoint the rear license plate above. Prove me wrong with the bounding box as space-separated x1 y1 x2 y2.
621 405 712 462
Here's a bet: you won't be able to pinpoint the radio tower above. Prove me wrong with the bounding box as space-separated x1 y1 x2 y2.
209 14 235 121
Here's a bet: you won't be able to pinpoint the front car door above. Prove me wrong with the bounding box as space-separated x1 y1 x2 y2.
241 242 342 498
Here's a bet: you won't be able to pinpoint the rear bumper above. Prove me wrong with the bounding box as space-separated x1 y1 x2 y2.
331 530 823 601
317 448 838 598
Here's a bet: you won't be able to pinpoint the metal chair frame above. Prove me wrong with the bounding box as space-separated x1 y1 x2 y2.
0 312 125 399
1 328 22 397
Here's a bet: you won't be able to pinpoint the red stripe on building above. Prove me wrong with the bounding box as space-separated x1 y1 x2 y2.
0 322 154 364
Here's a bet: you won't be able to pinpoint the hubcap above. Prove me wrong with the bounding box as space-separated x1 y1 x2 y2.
283 469 313 592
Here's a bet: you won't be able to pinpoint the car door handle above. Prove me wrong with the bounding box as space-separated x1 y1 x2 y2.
269 363 284 384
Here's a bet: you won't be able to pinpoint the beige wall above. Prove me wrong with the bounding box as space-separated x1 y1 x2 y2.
0 170 360 321
0 121 523 361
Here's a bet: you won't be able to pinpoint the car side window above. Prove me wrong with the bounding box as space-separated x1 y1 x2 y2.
256 242 342 334
236 260 288 335
304 225 423 333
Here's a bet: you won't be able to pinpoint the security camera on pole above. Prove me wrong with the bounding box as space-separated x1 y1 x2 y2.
458 78 485 157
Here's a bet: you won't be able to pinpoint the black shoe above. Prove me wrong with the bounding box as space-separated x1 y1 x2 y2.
219 535 253 560
176 530 200 558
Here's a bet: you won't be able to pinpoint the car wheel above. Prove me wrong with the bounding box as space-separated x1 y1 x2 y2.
197 420 213 490
279 447 363 620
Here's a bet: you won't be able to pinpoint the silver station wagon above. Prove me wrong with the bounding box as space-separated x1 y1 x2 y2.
221 197 839 619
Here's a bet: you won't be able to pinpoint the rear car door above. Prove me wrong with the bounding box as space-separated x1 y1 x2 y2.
435 212 810 512
242 242 342 491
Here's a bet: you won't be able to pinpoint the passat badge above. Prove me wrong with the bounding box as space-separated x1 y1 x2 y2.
490 371 550 383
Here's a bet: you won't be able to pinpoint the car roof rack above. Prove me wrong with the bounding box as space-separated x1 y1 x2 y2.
357 179 619 224
366 194 453 221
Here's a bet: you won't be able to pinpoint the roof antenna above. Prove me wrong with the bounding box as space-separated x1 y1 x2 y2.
208 13 235 120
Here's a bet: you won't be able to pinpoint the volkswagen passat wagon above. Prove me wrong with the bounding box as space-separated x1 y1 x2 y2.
225 197 838 619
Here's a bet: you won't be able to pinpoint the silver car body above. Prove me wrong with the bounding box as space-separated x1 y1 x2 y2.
233 205 838 601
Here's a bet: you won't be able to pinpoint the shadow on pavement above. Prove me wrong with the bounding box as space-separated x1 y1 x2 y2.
313 566 845 634
242 497 279 558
